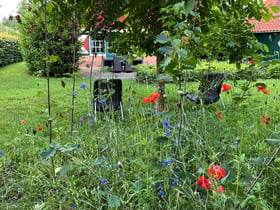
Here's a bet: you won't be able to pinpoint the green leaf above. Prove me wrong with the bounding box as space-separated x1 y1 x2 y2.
158 46 173 55
251 158 263 166
108 195 120 208
49 55 59 63
46 2 54 14
57 163 71 176
263 13 271 22
172 39 181 47
173 2 185 13
186 0 196 17
270 6 280 14
176 22 187 30
50 143 61 149
263 44 269 53
46 25 52 33
38 148 56 160
240 195 257 208
177 48 188 63
160 57 172 71
193 37 200 44
59 144 82 153
266 139 280 145
156 74 173 83
226 42 236 47
156 33 171 44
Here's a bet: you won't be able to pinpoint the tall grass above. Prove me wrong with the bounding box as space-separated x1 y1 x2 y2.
0 62 279 209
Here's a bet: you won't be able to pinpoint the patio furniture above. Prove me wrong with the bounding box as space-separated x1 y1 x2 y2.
93 79 124 120
185 73 226 108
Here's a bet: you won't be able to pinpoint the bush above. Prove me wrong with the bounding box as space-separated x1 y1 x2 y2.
135 64 157 84
0 36 23 67
17 1 81 77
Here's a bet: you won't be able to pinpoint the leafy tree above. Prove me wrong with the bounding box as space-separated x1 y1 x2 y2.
16 0 82 77
81 0 275 110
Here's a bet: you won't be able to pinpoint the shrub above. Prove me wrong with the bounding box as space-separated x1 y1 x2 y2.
0 36 23 67
16 1 82 77
135 64 157 84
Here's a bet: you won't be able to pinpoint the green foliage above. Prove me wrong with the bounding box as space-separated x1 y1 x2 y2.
135 64 157 84
16 0 82 77
0 37 22 67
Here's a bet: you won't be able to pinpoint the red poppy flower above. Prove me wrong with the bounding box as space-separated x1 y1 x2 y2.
150 96 157 102
215 111 223 119
21 120 26 124
250 59 254 63
257 86 269 95
262 88 269 95
216 185 224 193
142 93 160 103
261 117 270 124
222 84 231 92
38 126 43 130
142 97 151 103
208 165 226 180
152 92 160 99
196 176 213 190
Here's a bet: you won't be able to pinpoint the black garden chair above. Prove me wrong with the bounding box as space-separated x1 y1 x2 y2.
185 73 226 108
93 79 124 120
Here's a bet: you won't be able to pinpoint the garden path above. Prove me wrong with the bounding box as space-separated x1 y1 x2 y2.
79 67 136 79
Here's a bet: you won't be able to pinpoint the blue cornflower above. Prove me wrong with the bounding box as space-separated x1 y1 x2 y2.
87 119 93 126
101 178 108 184
98 99 106 104
162 120 170 128
120 171 125 180
86 113 91 117
162 158 171 167
158 191 165 196
71 203 77 209
165 129 171 137
0 151 5 155
171 179 179 185
72 90 77 97
80 117 84 122
80 83 87 89
128 97 133 103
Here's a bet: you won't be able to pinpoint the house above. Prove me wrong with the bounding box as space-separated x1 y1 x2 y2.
79 35 156 69
249 0 280 58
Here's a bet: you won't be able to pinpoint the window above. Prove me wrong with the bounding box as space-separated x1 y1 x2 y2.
92 40 105 53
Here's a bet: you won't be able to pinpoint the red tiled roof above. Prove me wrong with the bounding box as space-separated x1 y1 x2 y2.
249 0 280 33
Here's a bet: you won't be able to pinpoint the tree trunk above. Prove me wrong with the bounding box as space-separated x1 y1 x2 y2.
156 53 165 111
155 0 165 111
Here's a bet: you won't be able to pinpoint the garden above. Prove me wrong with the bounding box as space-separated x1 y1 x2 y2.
0 0 280 209
0 60 279 209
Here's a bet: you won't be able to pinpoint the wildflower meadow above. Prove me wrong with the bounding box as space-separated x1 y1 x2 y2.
0 62 279 209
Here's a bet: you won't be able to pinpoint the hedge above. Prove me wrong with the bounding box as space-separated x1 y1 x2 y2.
135 62 280 84
0 36 23 67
